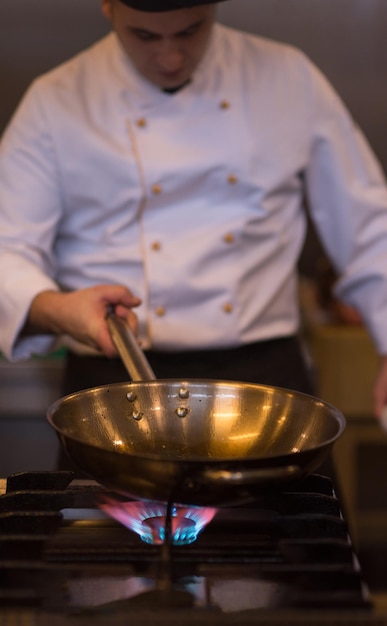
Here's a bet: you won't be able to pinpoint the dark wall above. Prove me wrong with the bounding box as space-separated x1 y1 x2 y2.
0 0 109 134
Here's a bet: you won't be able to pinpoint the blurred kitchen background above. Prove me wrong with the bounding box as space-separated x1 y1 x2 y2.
1 0 387 596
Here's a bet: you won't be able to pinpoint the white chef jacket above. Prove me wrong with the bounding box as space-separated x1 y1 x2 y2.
1 24 387 361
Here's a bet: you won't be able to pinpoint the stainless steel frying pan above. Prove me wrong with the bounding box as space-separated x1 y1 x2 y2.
46 314 346 506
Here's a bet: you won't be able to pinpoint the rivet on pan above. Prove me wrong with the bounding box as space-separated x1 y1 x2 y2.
131 410 143 421
178 388 190 399
126 392 137 402
176 407 189 418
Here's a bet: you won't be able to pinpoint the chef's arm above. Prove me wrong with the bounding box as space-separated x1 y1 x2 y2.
25 286 141 358
374 355 387 422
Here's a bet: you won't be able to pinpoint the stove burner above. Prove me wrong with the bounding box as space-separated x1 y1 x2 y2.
100 497 217 545
0 472 374 619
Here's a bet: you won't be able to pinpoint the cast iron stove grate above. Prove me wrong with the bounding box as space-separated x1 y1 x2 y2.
0 470 381 625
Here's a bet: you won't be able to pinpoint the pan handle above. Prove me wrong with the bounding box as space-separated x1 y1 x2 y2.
200 464 302 485
106 310 156 382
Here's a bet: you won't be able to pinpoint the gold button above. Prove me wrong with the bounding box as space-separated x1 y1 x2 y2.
152 184 162 195
220 100 230 110
223 303 233 314
227 174 238 185
156 306 166 317
136 117 147 128
224 233 234 244
151 241 161 251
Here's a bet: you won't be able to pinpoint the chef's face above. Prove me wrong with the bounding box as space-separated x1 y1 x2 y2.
101 1 216 90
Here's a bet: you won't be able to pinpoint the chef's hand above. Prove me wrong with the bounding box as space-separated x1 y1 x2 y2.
374 355 387 426
27 285 141 357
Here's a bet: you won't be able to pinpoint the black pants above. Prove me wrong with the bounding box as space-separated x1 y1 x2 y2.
61 335 314 396
58 335 336 487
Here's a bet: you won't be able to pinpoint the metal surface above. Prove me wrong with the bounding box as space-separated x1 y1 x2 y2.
106 313 155 381
47 379 346 506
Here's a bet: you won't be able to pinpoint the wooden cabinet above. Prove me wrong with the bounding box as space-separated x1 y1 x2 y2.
308 325 387 553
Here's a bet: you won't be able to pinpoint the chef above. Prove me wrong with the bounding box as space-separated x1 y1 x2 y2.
1 0 387 421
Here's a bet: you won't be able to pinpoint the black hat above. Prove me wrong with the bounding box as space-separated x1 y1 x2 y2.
119 0 227 12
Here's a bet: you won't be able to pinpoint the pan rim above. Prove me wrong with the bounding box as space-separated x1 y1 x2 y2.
46 378 346 464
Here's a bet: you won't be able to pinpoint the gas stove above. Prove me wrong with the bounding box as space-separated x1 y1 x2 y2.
0 471 385 625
